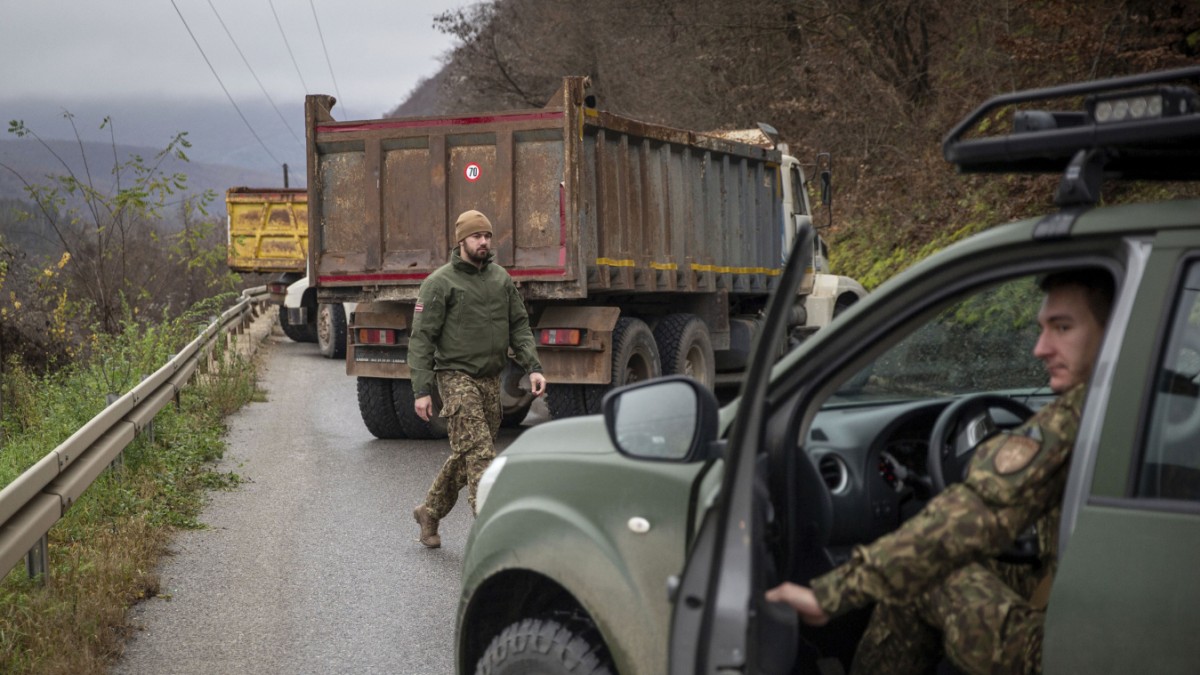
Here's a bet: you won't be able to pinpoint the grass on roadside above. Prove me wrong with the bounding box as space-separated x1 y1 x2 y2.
0 307 262 675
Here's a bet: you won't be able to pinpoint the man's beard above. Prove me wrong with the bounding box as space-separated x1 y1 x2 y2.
467 244 489 263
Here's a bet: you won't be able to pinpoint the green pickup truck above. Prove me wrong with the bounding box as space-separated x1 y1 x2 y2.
456 67 1200 675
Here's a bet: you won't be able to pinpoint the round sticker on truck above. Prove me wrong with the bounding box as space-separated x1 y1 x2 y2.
464 162 481 182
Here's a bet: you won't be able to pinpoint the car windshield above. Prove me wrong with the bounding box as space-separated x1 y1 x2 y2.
828 275 1050 405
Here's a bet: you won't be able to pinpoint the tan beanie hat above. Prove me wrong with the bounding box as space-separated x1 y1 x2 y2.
454 210 493 243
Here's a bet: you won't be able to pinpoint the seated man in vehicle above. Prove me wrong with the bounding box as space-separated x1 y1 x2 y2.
766 269 1114 675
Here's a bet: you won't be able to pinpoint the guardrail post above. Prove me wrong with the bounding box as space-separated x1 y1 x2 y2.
105 393 126 472
26 535 48 583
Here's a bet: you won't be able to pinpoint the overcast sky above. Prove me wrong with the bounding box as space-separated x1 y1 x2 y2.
2 0 469 174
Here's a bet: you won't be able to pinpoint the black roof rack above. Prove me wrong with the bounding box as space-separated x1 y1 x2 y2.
943 66 1200 182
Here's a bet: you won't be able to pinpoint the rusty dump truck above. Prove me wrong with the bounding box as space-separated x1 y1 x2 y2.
305 76 864 439
225 187 351 358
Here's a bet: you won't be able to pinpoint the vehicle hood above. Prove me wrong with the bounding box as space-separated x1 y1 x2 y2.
502 414 615 457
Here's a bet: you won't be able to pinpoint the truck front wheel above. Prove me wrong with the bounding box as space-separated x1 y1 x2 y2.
278 305 309 343
474 617 614 675
317 303 347 359
357 377 406 439
653 313 715 390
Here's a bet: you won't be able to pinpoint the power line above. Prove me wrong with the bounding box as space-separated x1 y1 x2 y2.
170 0 282 166
207 0 304 148
309 0 348 119
268 0 310 95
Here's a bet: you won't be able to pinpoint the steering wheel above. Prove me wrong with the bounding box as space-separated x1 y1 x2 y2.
927 394 1035 494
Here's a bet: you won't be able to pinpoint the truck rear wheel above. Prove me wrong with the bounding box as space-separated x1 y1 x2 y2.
546 384 593 419
317 303 347 359
357 377 406 439
392 379 449 440
547 318 661 420
501 401 532 428
474 617 614 675
654 313 715 390
581 316 663 413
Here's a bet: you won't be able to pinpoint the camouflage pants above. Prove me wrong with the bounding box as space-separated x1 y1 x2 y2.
423 371 501 520
851 562 1044 675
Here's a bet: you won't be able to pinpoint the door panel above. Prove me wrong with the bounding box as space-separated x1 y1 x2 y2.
1048 241 1200 673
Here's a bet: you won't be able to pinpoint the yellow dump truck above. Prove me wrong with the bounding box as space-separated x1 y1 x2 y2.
225 187 351 358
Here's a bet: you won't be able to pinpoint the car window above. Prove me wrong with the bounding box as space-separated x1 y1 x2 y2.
1138 261 1200 501
829 275 1047 405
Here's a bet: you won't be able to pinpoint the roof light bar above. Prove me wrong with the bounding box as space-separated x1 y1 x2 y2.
1087 86 1197 124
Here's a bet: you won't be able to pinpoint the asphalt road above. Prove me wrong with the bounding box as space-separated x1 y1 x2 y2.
112 322 544 675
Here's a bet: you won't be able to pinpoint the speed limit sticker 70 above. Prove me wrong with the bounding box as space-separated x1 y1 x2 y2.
464 162 482 182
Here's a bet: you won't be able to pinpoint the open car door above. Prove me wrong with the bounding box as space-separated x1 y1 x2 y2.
667 222 814 674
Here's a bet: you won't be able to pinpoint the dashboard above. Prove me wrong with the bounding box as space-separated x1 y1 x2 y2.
802 394 1049 550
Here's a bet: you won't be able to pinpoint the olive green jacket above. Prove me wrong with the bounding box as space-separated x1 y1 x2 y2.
408 248 542 397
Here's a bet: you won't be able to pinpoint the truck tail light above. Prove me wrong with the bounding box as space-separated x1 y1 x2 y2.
358 328 397 345
539 328 581 346
267 282 289 295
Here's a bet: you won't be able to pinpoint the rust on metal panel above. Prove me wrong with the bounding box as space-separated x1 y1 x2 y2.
449 141 499 246
319 151 368 265
493 129 515 266
382 138 439 272
225 188 308 273
352 309 410 330
535 305 620 332
513 131 564 267
537 349 611 384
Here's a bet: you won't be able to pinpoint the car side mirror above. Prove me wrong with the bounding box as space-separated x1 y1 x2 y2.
602 375 720 463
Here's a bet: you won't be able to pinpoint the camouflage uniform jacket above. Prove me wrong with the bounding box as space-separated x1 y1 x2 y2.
409 248 542 397
811 383 1087 616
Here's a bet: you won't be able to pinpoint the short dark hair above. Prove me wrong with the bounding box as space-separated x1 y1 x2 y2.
1038 268 1115 326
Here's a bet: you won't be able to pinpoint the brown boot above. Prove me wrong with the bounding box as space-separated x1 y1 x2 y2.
413 504 441 548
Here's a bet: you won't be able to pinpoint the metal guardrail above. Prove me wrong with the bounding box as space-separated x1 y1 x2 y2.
0 286 270 580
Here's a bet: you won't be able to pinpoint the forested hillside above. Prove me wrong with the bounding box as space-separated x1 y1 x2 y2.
393 0 1200 287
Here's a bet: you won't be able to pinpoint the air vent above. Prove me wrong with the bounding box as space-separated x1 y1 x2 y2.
818 455 849 494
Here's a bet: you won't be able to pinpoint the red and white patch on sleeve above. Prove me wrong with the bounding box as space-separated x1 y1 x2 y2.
414 302 424 313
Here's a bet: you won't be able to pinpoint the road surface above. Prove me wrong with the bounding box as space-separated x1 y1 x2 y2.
113 322 545 675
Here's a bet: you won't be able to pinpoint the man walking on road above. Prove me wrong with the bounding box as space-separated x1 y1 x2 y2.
410 209 546 548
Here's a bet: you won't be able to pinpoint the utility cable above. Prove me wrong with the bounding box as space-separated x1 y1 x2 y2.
170 0 283 166
207 0 304 147
309 0 349 119
269 0 311 95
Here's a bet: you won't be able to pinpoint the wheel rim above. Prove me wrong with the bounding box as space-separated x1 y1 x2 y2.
317 306 330 343
625 349 654 384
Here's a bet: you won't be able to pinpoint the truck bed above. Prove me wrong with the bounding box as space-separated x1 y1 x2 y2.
306 77 787 304
226 187 308 274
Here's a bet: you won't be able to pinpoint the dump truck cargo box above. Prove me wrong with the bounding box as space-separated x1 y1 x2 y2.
226 187 308 274
305 77 787 303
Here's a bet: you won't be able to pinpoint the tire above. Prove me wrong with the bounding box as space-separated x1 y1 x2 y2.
545 383 594 419
278 305 309 343
317 303 347 359
588 317 661 412
546 317 661 420
357 377 406 439
653 313 716 390
501 400 532 428
475 617 614 675
392 379 449 440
